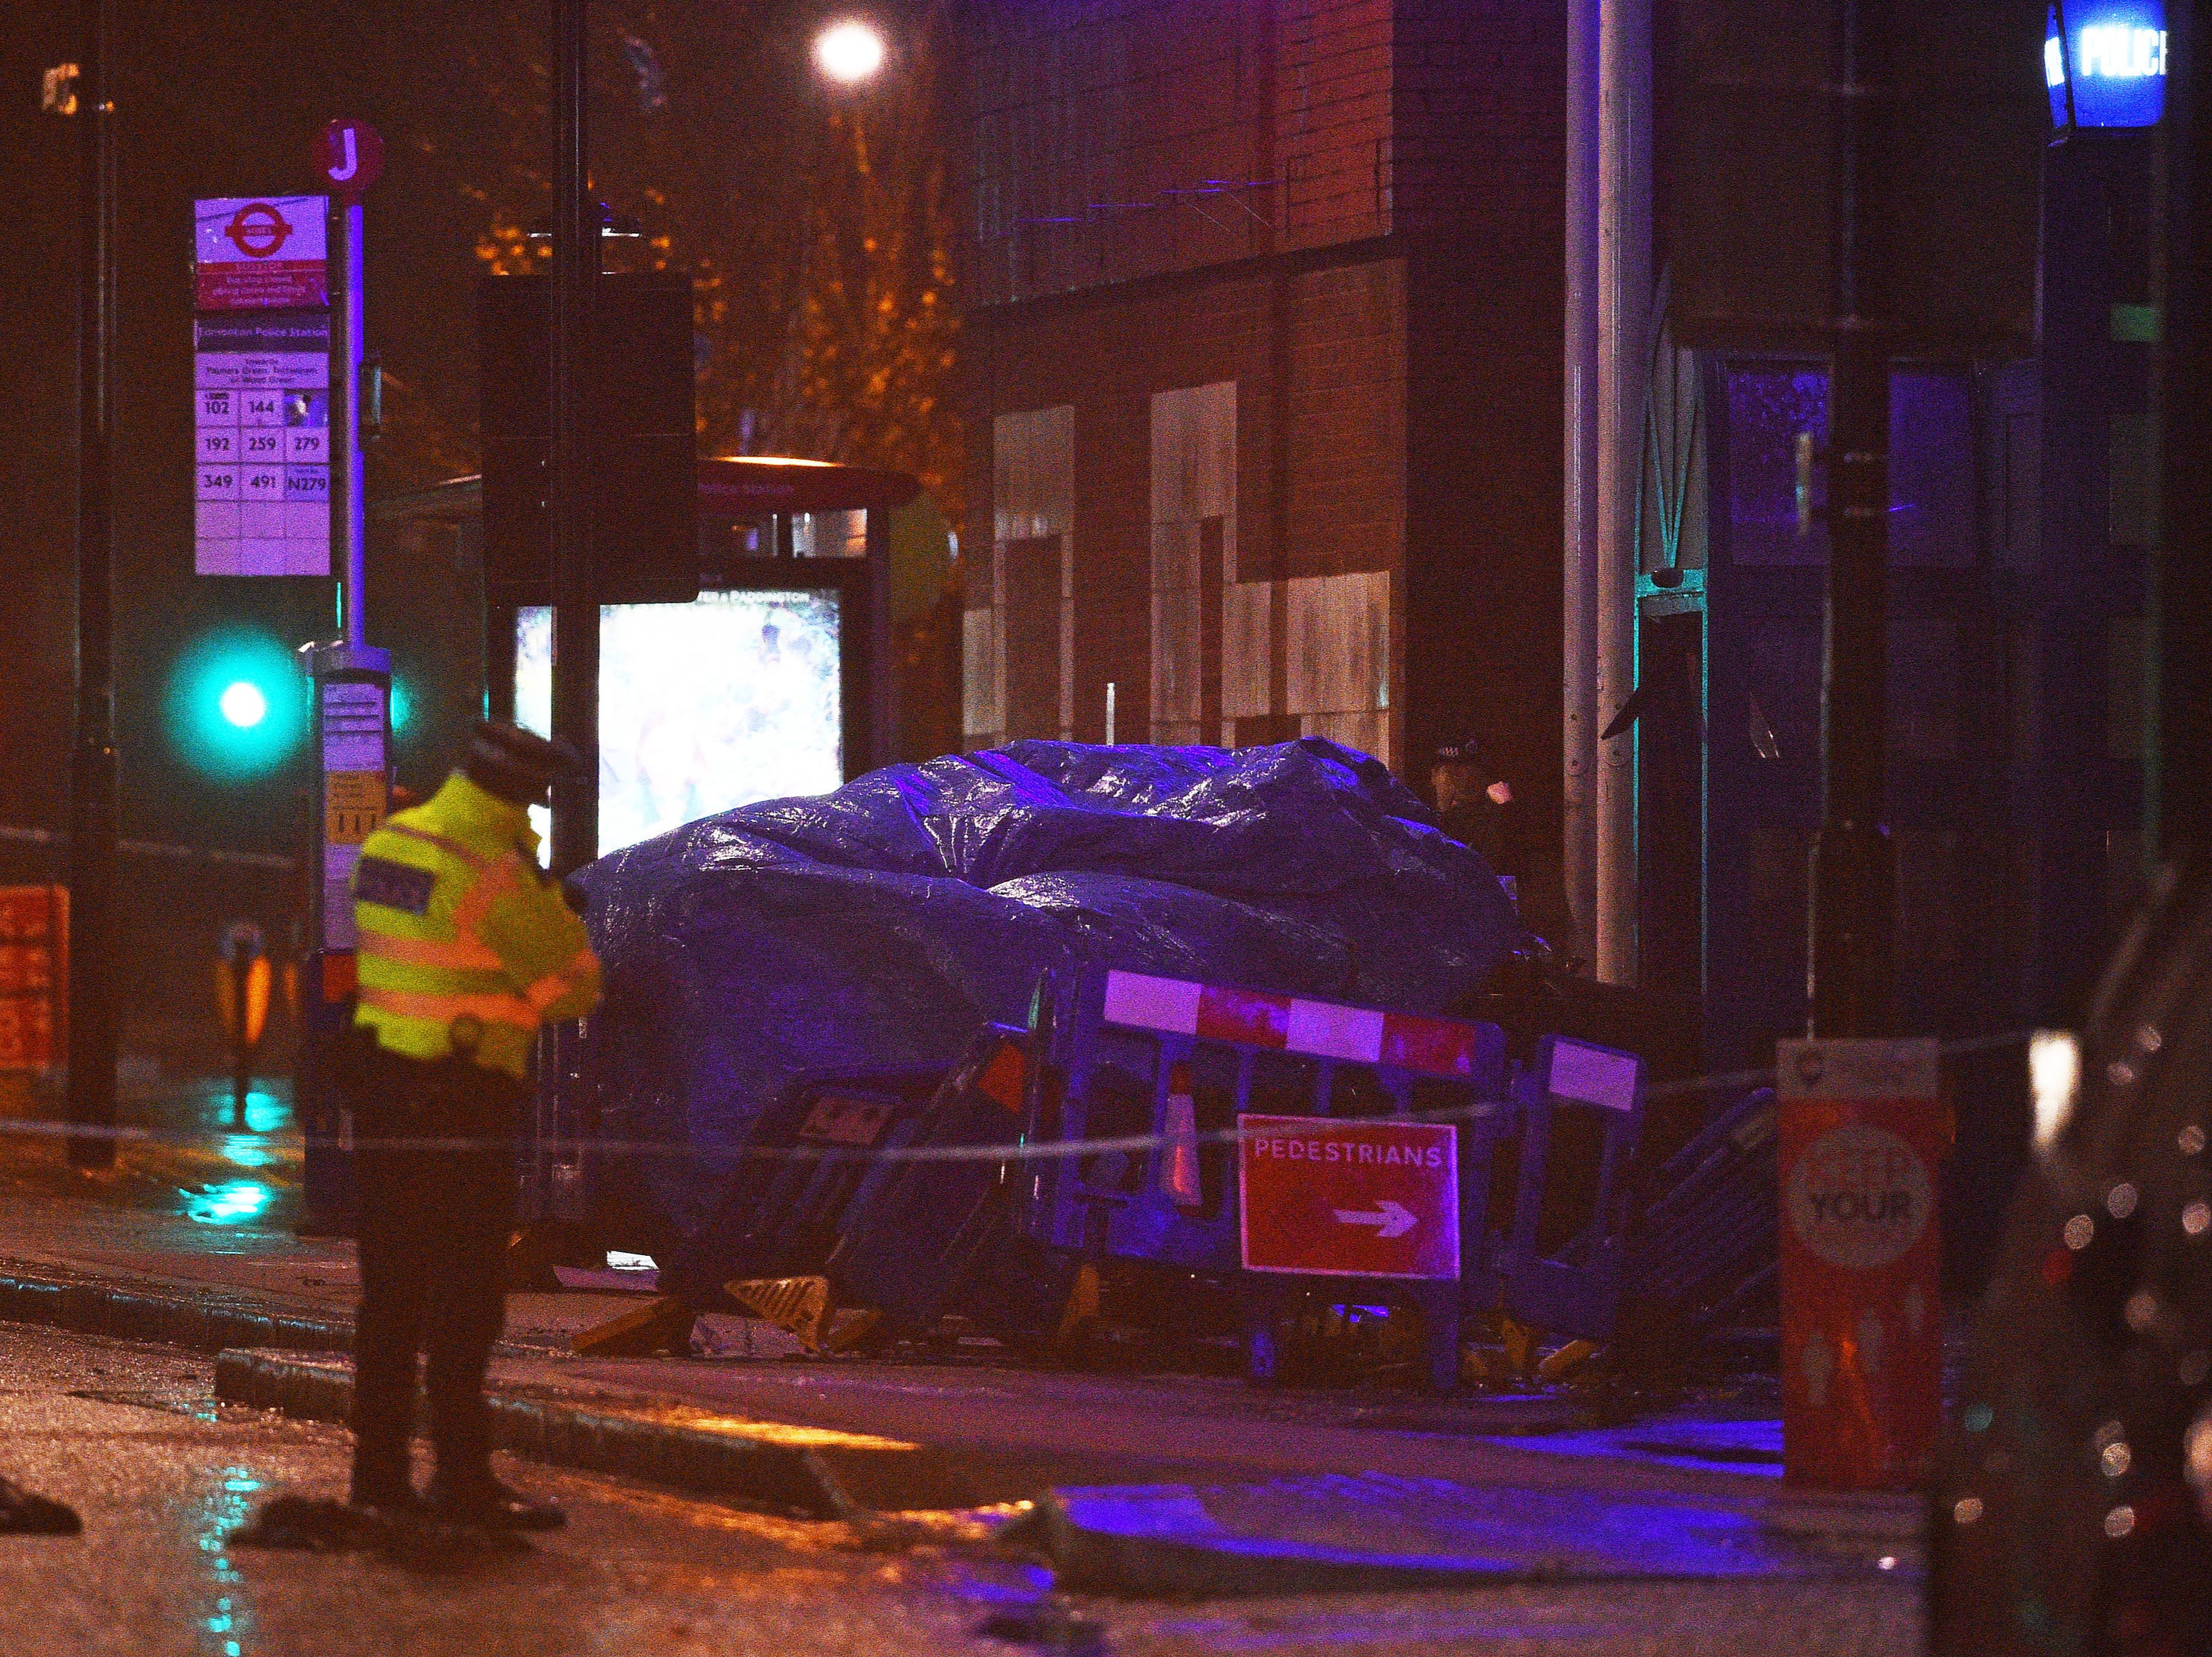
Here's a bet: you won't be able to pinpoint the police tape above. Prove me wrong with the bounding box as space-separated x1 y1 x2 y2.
0 1028 2035 1163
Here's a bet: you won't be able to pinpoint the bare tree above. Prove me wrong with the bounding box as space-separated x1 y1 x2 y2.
433 1 962 518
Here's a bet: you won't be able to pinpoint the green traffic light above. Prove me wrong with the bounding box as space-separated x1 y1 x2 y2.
166 630 304 779
219 681 268 728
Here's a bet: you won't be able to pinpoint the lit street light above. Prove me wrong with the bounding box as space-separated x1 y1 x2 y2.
813 19 885 85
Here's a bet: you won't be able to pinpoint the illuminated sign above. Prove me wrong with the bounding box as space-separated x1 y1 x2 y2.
515 589 844 860
2047 1 2166 130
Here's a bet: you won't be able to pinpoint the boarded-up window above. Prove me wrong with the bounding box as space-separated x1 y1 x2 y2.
1151 383 1238 744
975 406 1074 745
1003 535 1062 741
1285 569 1392 767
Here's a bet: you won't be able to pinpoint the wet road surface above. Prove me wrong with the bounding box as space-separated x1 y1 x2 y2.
0 1080 304 1234
0 1321 1922 1656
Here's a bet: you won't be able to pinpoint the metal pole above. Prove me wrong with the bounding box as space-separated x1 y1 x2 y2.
66 0 119 1170
1808 0 1895 1038
549 0 599 876
1595 0 1650 986
298 160 389 1237
331 200 366 644
2152 0 2209 862
1563 0 1600 970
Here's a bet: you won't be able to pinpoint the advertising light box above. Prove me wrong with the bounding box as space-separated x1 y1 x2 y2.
516 589 843 859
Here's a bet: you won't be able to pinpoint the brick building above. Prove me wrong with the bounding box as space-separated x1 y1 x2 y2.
956 0 1567 802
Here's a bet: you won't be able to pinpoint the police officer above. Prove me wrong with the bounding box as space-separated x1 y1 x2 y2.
1430 738 1521 876
346 723 601 1528
1431 737 1578 961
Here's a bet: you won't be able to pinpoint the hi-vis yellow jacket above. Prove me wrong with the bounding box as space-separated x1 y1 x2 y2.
351 773 600 1080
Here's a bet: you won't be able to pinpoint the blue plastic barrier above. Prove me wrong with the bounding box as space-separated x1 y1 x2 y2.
1003 968 1511 1390
658 1060 950 1307
1619 1085 1779 1338
1491 1035 1648 1343
826 1024 1068 1341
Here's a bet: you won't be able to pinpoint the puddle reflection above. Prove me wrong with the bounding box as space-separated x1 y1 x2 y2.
221 1137 277 1171
200 1091 290 1137
182 1182 274 1226
192 1467 258 1657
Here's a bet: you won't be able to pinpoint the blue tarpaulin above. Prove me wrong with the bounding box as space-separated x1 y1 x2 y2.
571 739 1523 1242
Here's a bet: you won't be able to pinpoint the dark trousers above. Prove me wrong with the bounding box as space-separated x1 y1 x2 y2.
349 1047 523 1500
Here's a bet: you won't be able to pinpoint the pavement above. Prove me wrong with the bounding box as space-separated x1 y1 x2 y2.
0 1075 1925 1612
0 1319 1923 1656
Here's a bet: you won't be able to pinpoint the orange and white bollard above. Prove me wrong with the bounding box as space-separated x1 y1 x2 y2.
215 921 272 1129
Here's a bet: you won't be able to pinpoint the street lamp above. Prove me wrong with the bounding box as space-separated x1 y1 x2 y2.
813 19 885 85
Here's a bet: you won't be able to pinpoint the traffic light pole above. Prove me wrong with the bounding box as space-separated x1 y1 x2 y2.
549 0 599 877
1808 0 1895 1038
66 0 120 1170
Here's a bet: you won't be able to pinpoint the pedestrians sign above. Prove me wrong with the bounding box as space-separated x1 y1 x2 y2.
1239 1115 1459 1279
1776 1037 1944 1490
193 196 329 577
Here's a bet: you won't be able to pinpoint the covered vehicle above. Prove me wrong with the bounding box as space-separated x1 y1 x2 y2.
568 738 1524 1264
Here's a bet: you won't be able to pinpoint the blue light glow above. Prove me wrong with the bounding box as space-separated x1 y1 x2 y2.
222 1138 274 1170
2048 1 2166 129
238 1090 289 1135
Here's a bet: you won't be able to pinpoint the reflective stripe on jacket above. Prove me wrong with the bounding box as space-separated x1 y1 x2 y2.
351 772 601 1080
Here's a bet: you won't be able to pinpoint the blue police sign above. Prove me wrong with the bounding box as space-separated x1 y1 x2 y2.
2047 1 2167 130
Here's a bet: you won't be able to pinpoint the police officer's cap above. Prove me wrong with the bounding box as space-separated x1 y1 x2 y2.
463 722 584 805
1432 737 1486 769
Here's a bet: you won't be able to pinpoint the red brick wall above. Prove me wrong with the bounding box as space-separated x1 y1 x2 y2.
1276 0 1396 252
962 0 1398 306
1282 258 1405 580
1392 0 1568 232
960 0 1567 787
964 0 1270 304
961 0 1562 302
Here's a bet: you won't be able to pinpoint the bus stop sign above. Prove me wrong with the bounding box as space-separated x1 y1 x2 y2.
312 119 384 199
1239 1115 1459 1280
